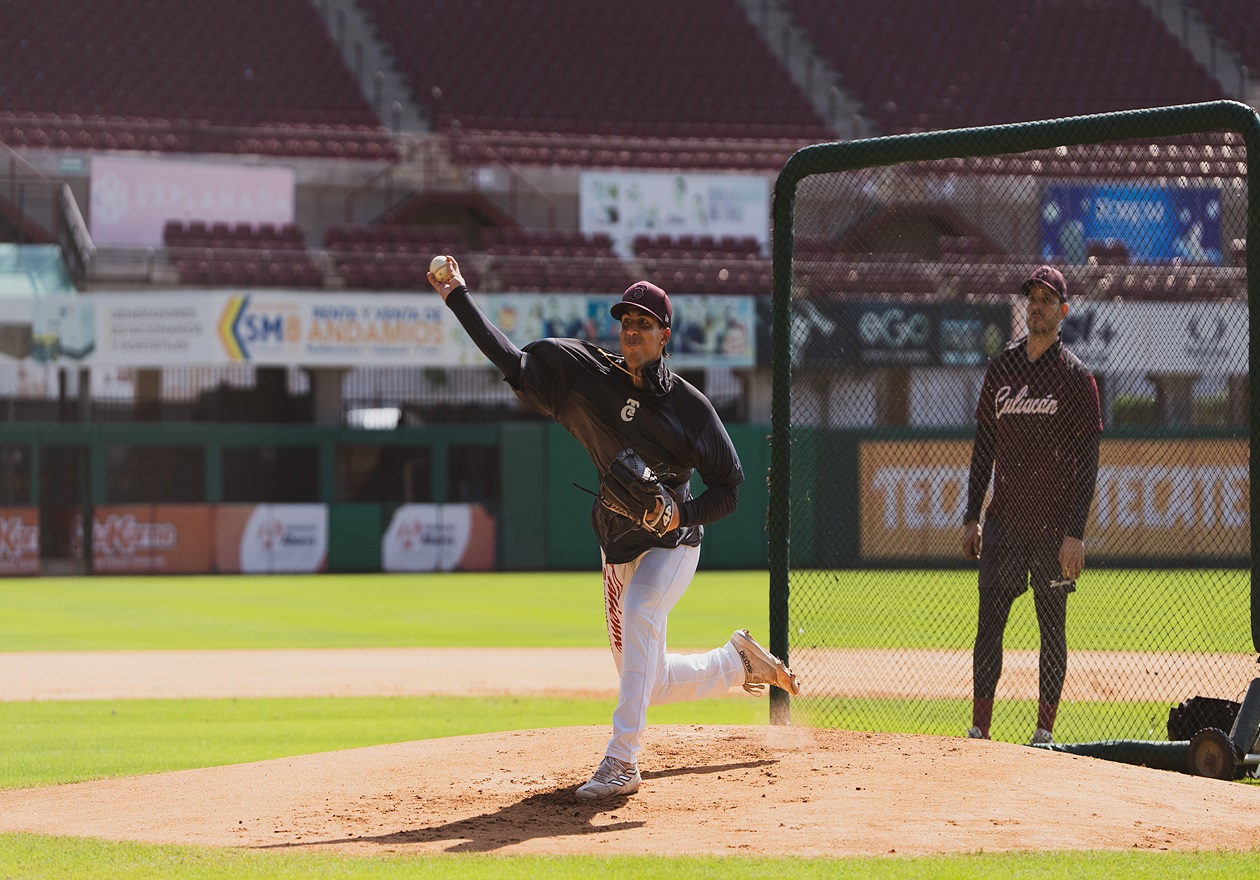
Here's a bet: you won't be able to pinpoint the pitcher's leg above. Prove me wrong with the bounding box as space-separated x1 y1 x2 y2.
604 545 699 764
652 643 745 703
602 556 638 677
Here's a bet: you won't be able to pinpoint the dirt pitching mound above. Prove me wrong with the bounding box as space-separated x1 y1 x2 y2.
3 724 1260 857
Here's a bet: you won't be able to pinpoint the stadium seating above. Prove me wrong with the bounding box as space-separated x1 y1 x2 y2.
1 0 1239 173
325 223 464 255
795 258 940 301
0 0 395 159
325 224 479 291
629 233 770 294
644 261 772 295
361 0 828 140
1076 263 1245 301
1188 0 1260 78
917 130 1247 181
633 234 763 261
164 220 321 288
785 0 1227 135
788 243 1246 304
483 228 634 292
483 227 616 257
490 255 633 293
338 260 485 291
444 128 811 172
0 0 1246 302
359 0 830 169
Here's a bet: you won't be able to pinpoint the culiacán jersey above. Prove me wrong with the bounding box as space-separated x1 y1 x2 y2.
968 336 1102 541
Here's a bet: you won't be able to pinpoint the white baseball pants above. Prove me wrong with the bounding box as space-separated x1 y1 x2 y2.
601 543 745 764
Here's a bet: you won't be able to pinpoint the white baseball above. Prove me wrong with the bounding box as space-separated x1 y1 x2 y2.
430 255 452 283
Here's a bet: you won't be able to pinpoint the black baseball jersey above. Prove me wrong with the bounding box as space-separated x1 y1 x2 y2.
515 338 743 563
970 336 1102 541
442 287 743 565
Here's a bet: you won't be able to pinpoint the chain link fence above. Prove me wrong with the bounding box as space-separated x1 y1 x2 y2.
769 102 1258 749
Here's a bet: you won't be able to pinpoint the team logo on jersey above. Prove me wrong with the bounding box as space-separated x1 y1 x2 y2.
995 384 1058 419
621 398 641 422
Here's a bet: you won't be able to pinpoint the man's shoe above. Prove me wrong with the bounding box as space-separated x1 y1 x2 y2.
575 756 641 801
730 629 801 695
966 726 988 739
1030 727 1054 745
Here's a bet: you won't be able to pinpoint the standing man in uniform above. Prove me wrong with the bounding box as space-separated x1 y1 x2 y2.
428 257 800 800
961 265 1101 745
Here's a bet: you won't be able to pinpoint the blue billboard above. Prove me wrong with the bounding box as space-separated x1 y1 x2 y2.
1040 184 1222 265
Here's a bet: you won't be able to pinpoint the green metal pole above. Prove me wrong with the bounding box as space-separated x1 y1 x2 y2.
768 148 810 726
1243 106 1260 656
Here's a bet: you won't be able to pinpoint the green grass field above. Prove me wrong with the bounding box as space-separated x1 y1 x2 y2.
2 568 1249 652
0 695 768 790
790 568 1250 651
0 570 1255 878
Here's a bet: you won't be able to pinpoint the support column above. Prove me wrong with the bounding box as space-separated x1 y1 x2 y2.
136 368 161 421
876 367 910 426
77 367 91 423
307 367 349 426
735 366 772 424
1146 373 1200 426
1228 373 1249 427
1095 373 1114 428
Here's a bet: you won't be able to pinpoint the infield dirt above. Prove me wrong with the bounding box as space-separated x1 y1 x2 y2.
2 648 1260 857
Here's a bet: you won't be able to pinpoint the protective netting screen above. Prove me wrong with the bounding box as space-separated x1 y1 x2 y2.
769 103 1258 750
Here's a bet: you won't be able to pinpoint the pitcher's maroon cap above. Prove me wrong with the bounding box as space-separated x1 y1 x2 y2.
1021 265 1068 302
610 281 672 328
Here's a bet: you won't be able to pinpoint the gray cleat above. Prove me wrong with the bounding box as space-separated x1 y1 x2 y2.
730 628 801 695
575 756 641 801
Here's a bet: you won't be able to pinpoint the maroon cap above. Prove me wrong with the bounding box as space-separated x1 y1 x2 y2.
1021 265 1068 301
610 281 672 328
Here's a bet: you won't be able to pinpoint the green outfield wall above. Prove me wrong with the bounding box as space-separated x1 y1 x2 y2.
0 422 772 573
2 422 1248 574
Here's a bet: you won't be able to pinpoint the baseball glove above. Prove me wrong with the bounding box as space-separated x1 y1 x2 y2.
598 448 676 538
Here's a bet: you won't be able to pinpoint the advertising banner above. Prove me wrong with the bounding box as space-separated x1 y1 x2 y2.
381 503 497 572
27 291 757 369
1059 300 1247 375
859 439 1249 562
215 504 328 573
580 171 770 257
1040 183 1222 264
90 156 295 247
0 507 40 576
472 293 755 368
29 291 457 367
219 293 450 366
792 301 1010 368
90 505 214 574
1089 439 1249 559
860 441 974 559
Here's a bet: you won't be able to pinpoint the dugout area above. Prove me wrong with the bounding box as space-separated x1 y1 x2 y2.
768 100 1260 750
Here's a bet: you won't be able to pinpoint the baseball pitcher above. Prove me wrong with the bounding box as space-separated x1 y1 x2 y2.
428 257 799 800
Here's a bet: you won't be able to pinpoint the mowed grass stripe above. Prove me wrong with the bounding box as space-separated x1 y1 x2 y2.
0 694 1193 791
0 695 767 790
0 569 1248 652
0 572 751 650
5 834 1251 880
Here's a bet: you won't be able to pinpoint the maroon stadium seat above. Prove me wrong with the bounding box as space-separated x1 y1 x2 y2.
784 0 1225 134
0 0 395 158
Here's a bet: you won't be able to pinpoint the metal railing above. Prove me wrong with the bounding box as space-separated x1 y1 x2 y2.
1 141 96 285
